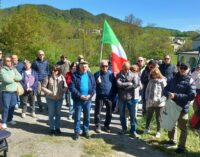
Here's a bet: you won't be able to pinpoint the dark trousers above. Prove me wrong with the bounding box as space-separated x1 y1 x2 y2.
146 106 164 132
21 91 35 113
94 97 112 128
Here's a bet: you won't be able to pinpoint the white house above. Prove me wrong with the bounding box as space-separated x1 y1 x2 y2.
177 35 200 69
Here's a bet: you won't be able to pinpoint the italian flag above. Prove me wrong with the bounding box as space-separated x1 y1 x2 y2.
102 20 127 73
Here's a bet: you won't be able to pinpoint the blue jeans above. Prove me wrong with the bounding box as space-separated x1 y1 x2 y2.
2 91 17 123
68 91 74 117
118 98 137 133
47 98 63 130
74 100 91 134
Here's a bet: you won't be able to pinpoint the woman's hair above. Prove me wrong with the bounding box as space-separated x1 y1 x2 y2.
51 65 62 75
3 56 11 65
130 64 139 73
70 62 77 70
150 68 163 79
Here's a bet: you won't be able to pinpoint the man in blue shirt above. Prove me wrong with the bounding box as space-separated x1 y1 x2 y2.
70 61 96 140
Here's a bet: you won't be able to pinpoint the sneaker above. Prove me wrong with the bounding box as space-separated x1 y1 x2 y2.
82 131 90 139
7 120 16 125
155 132 161 138
22 113 26 118
129 132 138 138
95 126 101 133
73 133 80 141
113 107 119 113
103 126 111 133
15 104 19 110
118 129 127 135
67 115 73 120
175 147 185 154
49 129 55 136
164 140 177 148
55 128 62 135
31 112 37 118
2 123 7 129
143 129 150 134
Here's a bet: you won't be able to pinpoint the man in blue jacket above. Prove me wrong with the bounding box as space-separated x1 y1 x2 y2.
164 62 196 154
94 60 116 133
70 61 96 140
159 54 175 81
32 50 49 112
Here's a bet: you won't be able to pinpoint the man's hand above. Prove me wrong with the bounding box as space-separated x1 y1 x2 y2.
80 95 91 101
27 88 32 91
168 92 175 99
80 95 87 101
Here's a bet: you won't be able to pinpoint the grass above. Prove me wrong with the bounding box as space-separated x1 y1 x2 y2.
82 138 114 157
137 106 200 157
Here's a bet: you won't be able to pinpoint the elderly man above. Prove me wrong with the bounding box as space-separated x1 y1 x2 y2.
94 60 116 133
159 54 175 81
70 61 96 140
164 63 196 154
56 54 71 76
117 61 140 138
137 56 145 76
11 55 24 74
32 50 49 112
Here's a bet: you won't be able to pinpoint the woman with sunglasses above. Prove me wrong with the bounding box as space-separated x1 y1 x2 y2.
0 56 22 129
42 65 67 135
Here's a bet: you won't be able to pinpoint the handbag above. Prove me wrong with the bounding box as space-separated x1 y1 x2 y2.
16 82 24 96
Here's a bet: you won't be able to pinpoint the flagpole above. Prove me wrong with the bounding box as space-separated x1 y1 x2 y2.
100 43 103 63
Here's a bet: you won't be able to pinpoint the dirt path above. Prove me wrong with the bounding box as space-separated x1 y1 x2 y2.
4 100 168 157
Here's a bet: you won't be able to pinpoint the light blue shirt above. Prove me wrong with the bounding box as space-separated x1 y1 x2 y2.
80 72 88 96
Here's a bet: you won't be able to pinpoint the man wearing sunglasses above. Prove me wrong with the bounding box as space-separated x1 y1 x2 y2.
159 55 175 81
164 62 196 154
94 60 116 133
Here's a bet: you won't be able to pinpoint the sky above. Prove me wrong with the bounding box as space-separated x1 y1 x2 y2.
1 0 200 31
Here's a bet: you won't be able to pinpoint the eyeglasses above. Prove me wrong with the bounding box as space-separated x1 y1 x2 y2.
137 60 143 62
6 60 11 62
164 58 170 60
180 66 188 70
39 54 44 56
101 65 108 68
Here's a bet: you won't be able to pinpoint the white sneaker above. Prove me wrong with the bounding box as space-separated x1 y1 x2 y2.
7 120 16 125
22 113 26 118
143 129 150 134
15 104 19 110
155 132 161 138
2 123 7 129
31 112 37 118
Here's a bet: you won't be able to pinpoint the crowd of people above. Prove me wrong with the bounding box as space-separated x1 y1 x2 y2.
0 50 199 154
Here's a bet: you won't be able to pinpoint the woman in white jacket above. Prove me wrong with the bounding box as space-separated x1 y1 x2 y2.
144 68 167 138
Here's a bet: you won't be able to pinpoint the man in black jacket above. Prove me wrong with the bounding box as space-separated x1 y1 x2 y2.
159 54 175 81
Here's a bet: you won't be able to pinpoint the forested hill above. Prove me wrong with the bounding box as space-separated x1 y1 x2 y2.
0 4 199 65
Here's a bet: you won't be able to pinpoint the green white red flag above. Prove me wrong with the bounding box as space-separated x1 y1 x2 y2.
102 20 127 73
